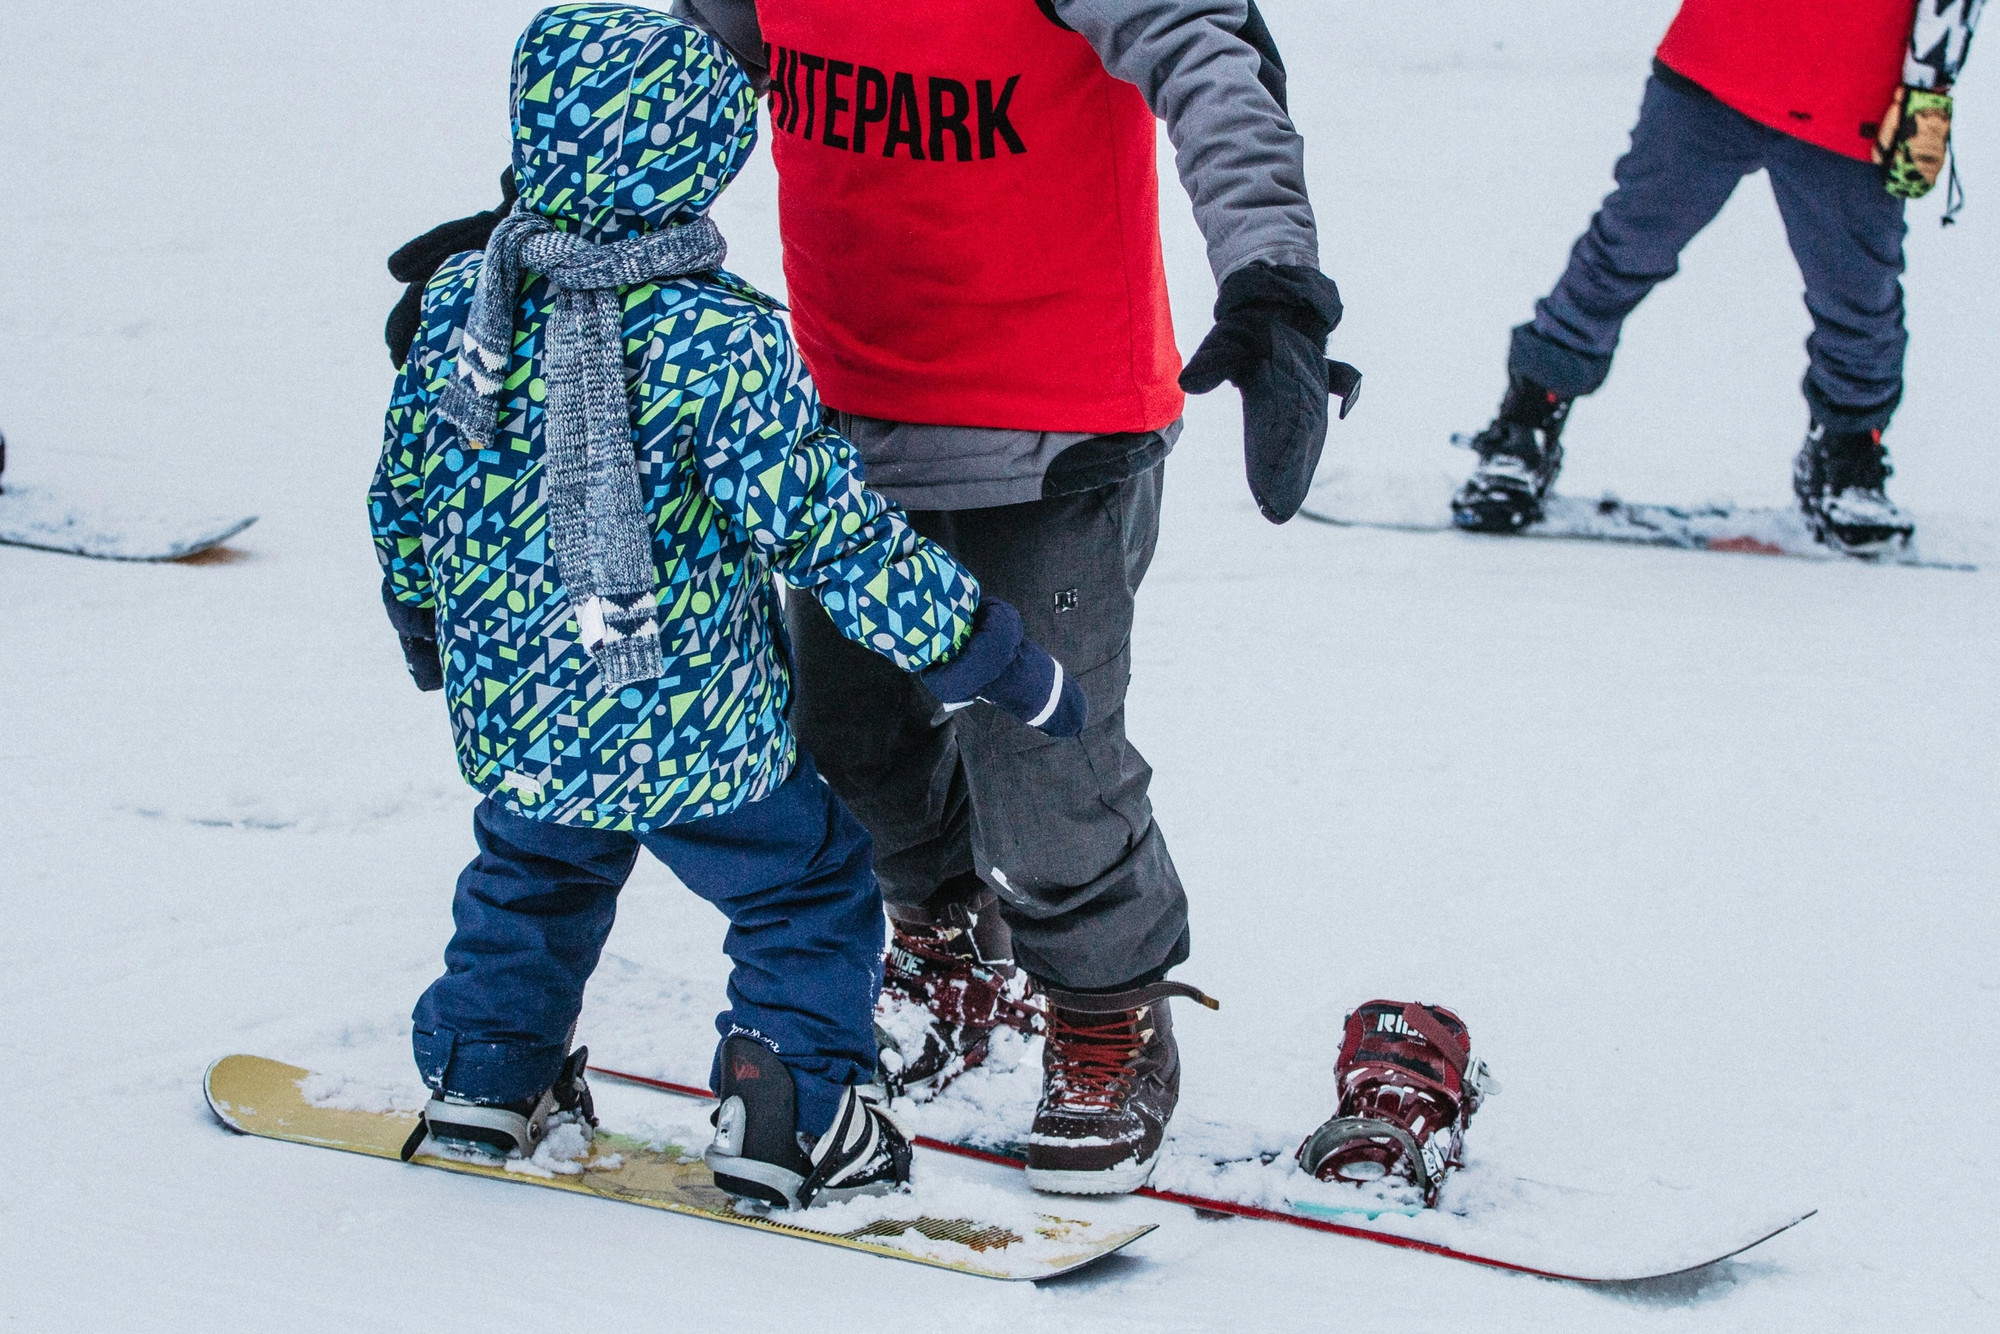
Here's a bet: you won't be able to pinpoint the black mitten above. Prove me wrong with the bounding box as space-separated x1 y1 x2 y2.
382 581 444 693
385 168 519 368
1180 262 1362 524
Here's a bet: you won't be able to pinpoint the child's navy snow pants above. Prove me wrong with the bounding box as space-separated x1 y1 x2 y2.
411 755 882 1137
1512 68 1909 431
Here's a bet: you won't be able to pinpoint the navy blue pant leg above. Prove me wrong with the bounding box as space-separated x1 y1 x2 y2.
412 756 883 1134
1766 135 1909 429
1514 74 1766 397
412 801 638 1103
643 755 884 1139
1515 73 1910 425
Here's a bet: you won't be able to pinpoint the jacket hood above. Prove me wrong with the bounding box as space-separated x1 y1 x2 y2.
510 5 757 243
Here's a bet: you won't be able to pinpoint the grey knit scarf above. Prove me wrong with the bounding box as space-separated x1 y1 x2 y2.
434 207 727 690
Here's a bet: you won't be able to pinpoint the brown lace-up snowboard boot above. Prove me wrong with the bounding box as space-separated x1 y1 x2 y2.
1025 980 1217 1195
874 879 1044 1100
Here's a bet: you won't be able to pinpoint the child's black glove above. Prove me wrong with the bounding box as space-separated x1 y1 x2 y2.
385 169 519 369
382 582 444 693
1179 262 1362 524
920 598 1086 738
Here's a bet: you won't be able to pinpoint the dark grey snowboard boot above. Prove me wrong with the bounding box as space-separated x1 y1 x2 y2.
704 1037 913 1210
1793 421 1914 554
1453 376 1572 533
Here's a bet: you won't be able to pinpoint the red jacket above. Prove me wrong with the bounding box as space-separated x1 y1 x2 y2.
757 0 1183 434
1656 0 1916 162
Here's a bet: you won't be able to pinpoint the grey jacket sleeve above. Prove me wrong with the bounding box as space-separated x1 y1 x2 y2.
669 0 768 89
1907 0 1985 89
1051 0 1319 281
671 0 1318 281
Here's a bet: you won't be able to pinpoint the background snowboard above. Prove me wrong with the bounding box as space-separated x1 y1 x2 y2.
589 1055 1814 1285
0 484 256 562
205 1055 1152 1282
1301 460 1992 570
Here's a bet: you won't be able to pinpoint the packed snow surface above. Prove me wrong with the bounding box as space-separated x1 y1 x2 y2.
3 1 1997 1330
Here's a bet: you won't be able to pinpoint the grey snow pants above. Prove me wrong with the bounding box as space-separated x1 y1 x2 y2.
786 465 1190 992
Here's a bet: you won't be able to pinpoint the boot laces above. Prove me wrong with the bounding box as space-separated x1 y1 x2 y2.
1047 1008 1146 1112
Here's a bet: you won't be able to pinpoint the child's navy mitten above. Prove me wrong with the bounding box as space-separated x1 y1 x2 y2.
381 582 444 693
920 598 1086 738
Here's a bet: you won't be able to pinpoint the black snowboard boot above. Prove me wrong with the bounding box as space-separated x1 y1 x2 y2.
1025 980 1216 1195
400 1046 597 1161
705 1037 913 1210
1793 421 1914 555
875 881 1044 1101
1452 376 1572 533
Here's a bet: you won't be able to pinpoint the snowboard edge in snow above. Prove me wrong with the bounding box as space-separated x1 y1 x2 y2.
204 1055 1152 1282
0 485 256 562
589 1065 1815 1285
1298 493 1978 572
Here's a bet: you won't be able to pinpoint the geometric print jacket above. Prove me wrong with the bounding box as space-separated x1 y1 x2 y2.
370 259 981 832
370 6 981 831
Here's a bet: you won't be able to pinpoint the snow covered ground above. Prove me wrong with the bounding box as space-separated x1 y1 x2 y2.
3 1 1996 1328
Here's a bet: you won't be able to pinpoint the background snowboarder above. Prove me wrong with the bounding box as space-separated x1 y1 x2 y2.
387 0 1347 1196
1454 0 1985 554
374 5 1084 1210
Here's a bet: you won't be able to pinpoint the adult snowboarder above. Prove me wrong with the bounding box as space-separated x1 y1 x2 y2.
387 0 1348 1197
1454 0 1985 555
372 6 1087 1210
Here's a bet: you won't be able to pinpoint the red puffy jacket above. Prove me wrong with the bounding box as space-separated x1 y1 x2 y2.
1656 0 1915 162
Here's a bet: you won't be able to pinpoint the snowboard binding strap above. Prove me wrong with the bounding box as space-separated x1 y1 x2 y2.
398 1047 595 1162
1297 1000 1498 1207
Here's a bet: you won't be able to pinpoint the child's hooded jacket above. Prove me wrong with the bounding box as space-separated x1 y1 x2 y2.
371 4 980 832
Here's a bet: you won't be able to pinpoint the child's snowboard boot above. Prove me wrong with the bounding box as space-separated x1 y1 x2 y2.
1025 980 1217 1195
1452 376 1572 533
400 1045 597 1161
705 1036 913 1210
1297 1001 1497 1207
1793 421 1914 555
874 883 1044 1101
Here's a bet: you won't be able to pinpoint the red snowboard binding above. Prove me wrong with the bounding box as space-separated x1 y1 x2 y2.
1297 1000 1498 1207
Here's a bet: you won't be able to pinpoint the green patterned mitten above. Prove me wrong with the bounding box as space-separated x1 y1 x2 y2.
1874 87 1954 200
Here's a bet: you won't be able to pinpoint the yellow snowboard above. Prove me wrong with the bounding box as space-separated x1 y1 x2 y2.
204 1055 1150 1281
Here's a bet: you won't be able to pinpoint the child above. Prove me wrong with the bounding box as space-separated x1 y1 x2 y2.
369 3 1083 1210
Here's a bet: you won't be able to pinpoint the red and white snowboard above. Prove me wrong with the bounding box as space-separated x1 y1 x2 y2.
589 1054 1814 1285
1300 461 1988 571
